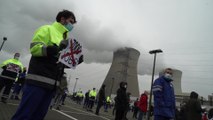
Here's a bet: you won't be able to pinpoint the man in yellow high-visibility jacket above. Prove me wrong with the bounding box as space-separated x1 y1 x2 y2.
104 96 111 112
12 10 78 120
0 53 23 103
76 91 84 105
87 88 97 111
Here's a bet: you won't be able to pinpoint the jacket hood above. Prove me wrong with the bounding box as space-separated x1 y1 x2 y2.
190 91 198 99
120 82 127 89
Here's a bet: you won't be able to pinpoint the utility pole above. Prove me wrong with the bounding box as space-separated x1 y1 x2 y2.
73 78 78 93
110 77 115 97
68 75 71 83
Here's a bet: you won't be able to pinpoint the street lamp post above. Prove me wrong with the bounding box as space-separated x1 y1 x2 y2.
109 77 115 97
0 37 7 51
147 49 163 120
73 78 78 93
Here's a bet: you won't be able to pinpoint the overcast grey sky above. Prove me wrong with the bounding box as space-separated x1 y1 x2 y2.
0 0 213 99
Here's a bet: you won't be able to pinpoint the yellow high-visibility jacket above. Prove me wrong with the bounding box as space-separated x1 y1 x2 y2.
26 21 68 90
0 58 23 80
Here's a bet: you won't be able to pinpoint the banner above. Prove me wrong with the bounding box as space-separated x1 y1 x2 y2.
58 37 83 69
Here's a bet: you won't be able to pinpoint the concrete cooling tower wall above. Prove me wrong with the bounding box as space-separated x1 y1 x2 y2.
102 47 140 97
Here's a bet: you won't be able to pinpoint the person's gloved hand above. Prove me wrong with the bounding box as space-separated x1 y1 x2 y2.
59 39 68 51
46 44 59 57
2 66 6 70
78 55 83 64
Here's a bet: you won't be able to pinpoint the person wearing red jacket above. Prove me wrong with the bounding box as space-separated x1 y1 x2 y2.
137 91 148 120
202 112 208 120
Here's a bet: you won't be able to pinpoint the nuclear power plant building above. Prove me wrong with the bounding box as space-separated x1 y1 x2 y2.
102 47 140 97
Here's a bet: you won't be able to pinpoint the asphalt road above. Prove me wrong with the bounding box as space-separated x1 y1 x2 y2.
0 99 138 120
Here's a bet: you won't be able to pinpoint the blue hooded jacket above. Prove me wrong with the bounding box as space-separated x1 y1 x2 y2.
152 76 176 118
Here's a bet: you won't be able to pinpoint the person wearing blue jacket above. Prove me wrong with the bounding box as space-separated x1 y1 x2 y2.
152 68 176 120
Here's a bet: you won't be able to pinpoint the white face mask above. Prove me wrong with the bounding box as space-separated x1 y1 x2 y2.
124 85 127 88
164 73 172 80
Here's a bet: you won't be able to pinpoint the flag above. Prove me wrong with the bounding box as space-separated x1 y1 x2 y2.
58 37 83 68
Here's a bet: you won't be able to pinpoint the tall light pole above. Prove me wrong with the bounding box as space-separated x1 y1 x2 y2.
109 77 115 97
73 78 78 93
68 75 71 83
0 37 7 51
147 49 163 120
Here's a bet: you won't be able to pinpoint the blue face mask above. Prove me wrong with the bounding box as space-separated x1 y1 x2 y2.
64 23 74 31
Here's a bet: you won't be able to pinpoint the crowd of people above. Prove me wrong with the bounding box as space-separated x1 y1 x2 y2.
69 81 134 120
0 9 213 120
1 54 213 120
1 55 213 120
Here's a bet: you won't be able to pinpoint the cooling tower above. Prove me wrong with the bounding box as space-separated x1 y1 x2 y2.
159 69 183 95
102 47 140 97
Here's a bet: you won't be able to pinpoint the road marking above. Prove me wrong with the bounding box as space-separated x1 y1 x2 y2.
6 101 111 120
98 115 113 120
64 105 93 115
7 102 19 106
61 110 94 116
6 102 78 120
64 105 111 120
53 109 78 120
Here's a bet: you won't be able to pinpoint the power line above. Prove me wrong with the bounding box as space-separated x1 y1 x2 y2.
165 50 213 55
168 64 213 67
182 80 213 86
181 69 213 72
183 76 213 80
